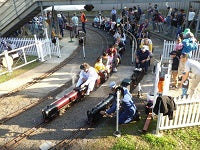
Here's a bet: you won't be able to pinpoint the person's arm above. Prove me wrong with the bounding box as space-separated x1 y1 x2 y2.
180 72 189 87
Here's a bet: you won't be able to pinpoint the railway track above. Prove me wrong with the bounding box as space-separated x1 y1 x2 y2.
0 26 110 125
0 26 112 150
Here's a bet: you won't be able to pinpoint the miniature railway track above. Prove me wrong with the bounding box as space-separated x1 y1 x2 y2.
49 28 139 150
0 27 111 149
0 26 109 125
51 123 94 150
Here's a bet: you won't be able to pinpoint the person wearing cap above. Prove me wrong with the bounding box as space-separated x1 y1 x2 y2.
135 45 150 73
57 14 64 37
71 13 79 38
169 51 179 88
180 53 200 97
181 32 198 58
76 63 98 95
100 82 139 124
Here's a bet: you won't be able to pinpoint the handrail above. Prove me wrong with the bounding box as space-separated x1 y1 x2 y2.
124 29 138 64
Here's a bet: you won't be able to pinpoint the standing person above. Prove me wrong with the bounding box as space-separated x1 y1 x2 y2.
57 14 64 37
166 7 172 32
111 7 117 22
187 8 195 28
181 76 189 97
147 3 153 21
80 11 87 33
71 13 79 38
169 51 179 88
76 63 98 95
180 53 200 98
100 81 140 124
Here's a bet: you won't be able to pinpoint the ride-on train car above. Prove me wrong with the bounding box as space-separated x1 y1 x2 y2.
42 70 108 120
87 68 145 125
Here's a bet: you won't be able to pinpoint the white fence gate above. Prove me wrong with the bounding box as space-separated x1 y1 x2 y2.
162 40 200 62
156 96 200 134
0 35 61 75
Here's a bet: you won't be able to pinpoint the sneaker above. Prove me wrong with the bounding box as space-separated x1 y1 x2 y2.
113 68 117 72
85 90 90 96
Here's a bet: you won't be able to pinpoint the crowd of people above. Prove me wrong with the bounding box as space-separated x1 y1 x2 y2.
77 4 199 125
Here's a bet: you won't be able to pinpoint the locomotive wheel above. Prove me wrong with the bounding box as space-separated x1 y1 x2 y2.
2 56 13 68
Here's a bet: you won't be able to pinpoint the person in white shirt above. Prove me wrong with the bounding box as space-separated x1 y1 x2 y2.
187 8 195 28
180 53 200 98
76 63 98 95
71 13 79 37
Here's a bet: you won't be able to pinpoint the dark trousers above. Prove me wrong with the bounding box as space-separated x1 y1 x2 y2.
82 22 86 33
136 61 148 72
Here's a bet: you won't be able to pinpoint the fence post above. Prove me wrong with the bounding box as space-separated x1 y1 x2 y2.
4 50 12 72
34 35 45 62
34 34 41 60
132 40 134 64
45 28 51 59
22 48 27 63
56 37 61 58
113 90 121 137
155 101 162 135
38 41 45 62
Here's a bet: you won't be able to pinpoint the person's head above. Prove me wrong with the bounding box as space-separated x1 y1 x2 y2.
109 81 117 91
185 32 194 39
103 52 108 57
141 45 148 52
144 37 149 45
169 51 177 58
176 37 182 43
96 56 102 63
180 53 189 62
73 13 76 16
80 63 90 72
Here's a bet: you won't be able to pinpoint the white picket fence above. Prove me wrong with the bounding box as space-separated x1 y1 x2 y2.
0 35 61 75
162 40 200 62
0 37 60 57
156 96 200 134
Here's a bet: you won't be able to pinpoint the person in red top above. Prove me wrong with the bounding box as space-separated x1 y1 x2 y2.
80 11 87 33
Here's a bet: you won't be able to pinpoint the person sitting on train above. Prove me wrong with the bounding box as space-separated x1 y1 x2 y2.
102 52 111 72
135 45 150 73
76 63 98 95
106 45 120 72
115 37 125 56
140 36 153 54
94 56 109 81
100 81 140 124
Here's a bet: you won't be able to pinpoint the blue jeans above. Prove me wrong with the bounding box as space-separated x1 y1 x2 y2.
182 88 188 97
82 22 86 33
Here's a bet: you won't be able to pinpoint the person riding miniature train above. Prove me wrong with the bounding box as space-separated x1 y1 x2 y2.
135 45 150 74
94 56 109 82
100 81 140 124
76 63 98 95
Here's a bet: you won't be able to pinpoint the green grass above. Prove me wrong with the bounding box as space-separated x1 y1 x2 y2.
0 56 42 84
83 114 200 150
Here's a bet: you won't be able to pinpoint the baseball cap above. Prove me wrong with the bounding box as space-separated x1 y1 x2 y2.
182 28 190 36
109 81 116 89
